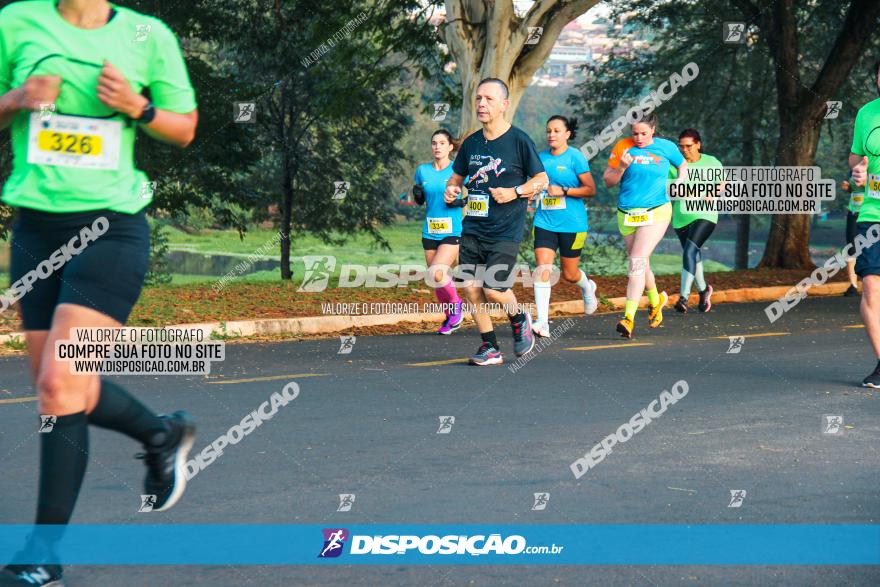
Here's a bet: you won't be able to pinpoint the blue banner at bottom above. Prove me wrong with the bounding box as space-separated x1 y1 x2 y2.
1 525 878 565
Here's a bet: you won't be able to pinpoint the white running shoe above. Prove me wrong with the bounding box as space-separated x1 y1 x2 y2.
583 279 599 315
532 320 551 338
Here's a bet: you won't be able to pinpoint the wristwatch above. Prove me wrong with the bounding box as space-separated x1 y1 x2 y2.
136 101 156 124
562 187 569 196
514 185 525 196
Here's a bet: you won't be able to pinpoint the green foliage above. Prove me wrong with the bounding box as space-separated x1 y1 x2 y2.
582 233 628 276
174 0 444 275
395 198 424 222
210 321 242 340
145 221 173 286
0 202 11 242
173 203 215 233
514 85 576 145
3 335 26 351
574 1 880 170
0 126 11 241
573 1 777 171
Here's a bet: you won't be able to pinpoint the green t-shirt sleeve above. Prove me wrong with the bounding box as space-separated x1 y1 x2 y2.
668 166 678 180
0 13 12 95
851 109 865 156
147 21 196 113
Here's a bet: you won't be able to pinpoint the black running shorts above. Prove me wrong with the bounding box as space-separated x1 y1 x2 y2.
855 222 880 278
533 226 587 258
456 234 520 292
8 208 150 330
421 236 461 250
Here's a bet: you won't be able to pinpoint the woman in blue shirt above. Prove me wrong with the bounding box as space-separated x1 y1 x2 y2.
532 116 597 337
413 129 465 334
604 112 687 338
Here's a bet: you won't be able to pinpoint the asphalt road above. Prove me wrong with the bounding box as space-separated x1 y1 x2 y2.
1 296 878 585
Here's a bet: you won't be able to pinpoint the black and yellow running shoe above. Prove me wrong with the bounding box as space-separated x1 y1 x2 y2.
674 297 688 314
616 317 634 338
648 291 668 329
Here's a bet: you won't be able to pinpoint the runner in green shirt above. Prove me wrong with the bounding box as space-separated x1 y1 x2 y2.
669 128 722 314
850 59 880 388
0 2 197 585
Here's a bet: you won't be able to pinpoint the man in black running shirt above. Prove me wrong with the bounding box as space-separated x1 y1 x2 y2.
445 78 547 366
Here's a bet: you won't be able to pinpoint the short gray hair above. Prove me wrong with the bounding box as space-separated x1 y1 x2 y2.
477 77 509 99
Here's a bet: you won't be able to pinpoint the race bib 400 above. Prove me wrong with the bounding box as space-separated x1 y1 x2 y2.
466 193 489 217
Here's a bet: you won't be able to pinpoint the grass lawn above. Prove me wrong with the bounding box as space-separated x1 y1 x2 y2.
1 222 730 287
164 251 730 286
166 223 428 267
164 221 729 283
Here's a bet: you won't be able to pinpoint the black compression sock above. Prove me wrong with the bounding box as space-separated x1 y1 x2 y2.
509 312 526 325
88 379 168 447
480 331 499 349
36 412 88 525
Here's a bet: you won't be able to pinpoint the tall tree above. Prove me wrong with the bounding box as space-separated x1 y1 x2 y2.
443 0 597 137
573 1 779 188
199 0 440 279
0 0 262 239
574 0 880 269
738 0 880 268
735 46 775 269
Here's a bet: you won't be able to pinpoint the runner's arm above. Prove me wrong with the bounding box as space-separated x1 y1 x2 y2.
412 184 425 205
516 171 549 199
444 172 465 204
138 105 198 148
563 172 596 198
98 61 197 148
0 75 61 130
604 161 631 187
604 151 632 187
849 153 868 187
0 87 22 130
675 161 688 185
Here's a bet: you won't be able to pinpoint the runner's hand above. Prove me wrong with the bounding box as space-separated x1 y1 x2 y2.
489 186 516 203
444 184 461 204
852 156 868 187
547 185 564 197
97 60 148 118
16 76 61 111
619 151 633 170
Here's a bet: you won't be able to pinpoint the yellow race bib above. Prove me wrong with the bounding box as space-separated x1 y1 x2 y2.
623 209 654 227
541 194 565 210
466 194 489 217
427 217 453 234
27 112 121 170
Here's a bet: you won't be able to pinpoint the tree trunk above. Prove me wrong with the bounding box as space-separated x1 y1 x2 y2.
280 153 293 280
735 122 753 269
735 48 768 269
735 216 750 269
735 84 756 268
444 0 598 138
758 113 822 268
752 0 880 268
